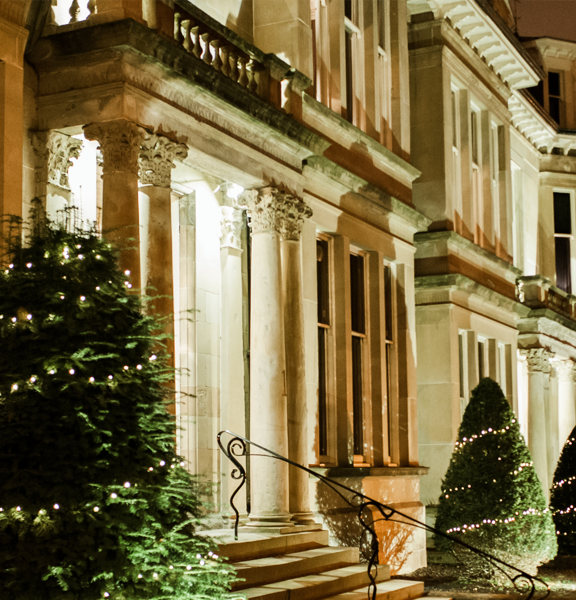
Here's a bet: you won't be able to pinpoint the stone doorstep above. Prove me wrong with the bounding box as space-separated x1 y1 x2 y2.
232 546 360 590
324 579 425 600
209 529 331 562
241 564 391 600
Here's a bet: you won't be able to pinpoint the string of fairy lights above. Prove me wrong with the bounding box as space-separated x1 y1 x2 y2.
0 240 223 597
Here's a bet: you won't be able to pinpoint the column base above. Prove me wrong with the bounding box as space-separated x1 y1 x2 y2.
242 522 323 535
291 511 317 525
246 513 294 529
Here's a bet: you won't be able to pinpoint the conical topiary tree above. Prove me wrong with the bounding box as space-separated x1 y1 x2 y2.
435 377 557 581
0 210 234 599
551 426 576 555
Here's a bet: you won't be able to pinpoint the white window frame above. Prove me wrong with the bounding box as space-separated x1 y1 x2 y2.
490 120 500 243
470 102 482 245
553 188 576 293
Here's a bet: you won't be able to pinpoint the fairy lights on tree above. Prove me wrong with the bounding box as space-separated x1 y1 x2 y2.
435 378 556 582
0 205 234 599
551 426 576 555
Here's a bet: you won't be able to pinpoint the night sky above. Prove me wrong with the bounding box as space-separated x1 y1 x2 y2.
514 0 576 42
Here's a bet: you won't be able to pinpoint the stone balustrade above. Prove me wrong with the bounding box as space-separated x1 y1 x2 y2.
517 275 576 321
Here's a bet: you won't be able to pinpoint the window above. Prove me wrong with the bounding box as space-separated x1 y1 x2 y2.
548 71 562 125
471 107 482 244
350 253 365 458
344 0 360 124
384 263 394 461
317 238 330 456
498 342 507 395
554 191 572 293
377 0 391 142
452 86 462 224
511 162 523 269
478 339 486 380
490 122 500 241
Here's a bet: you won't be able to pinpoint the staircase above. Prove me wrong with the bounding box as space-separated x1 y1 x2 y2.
210 528 450 600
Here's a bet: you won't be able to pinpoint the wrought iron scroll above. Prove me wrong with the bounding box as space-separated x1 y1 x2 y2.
217 432 248 540
218 430 550 600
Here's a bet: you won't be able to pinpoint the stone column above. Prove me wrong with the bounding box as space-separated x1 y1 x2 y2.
241 187 292 528
219 191 247 520
138 134 187 314
556 360 576 453
523 348 552 494
30 131 82 220
279 194 315 525
84 120 147 290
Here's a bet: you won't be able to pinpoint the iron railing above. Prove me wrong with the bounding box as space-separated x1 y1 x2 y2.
217 430 551 600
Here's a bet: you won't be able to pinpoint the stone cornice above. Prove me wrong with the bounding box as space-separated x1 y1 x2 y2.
303 155 430 235
407 0 542 90
530 37 576 61
302 93 421 190
311 466 430 478
28 19 330 166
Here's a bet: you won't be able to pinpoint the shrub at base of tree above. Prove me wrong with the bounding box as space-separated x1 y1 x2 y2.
435 378 557 584
551 426 576 556
0 212 234 599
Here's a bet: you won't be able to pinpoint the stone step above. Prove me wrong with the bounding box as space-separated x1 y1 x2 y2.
214 529 331 563
232 546 361 591
323 579 424 600
241 563 391 600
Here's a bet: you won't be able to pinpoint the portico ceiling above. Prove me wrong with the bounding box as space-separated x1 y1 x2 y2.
407 0 541 90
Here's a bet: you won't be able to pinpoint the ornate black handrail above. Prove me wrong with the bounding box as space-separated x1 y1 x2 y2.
217 430 551 600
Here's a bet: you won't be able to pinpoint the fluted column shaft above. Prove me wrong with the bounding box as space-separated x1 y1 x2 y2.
524 348 553 495
242 187 291 527
280 196 315 524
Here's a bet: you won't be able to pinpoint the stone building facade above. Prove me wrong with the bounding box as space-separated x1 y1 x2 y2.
4 0 431 573
4 0 576 574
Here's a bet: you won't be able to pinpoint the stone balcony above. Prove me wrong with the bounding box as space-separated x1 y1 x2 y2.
516 275 576 323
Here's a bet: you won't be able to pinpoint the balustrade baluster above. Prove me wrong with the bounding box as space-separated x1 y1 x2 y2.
238 56 249 88
191 26 203 58
87 0 96 18
69 0 80 23
229 50 239 82
201 33 213 65
221 47 231 78
174 13 183 44
211 40 223 72
182 20 192 53
247 60 259 93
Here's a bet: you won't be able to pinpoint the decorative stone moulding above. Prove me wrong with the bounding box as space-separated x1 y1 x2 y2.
30 131 83 192
407 0 540 89
523 348 554 374
83 121 148 175
138 135 188 188
240 187 312 239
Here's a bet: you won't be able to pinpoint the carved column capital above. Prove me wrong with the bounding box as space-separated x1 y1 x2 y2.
138 135 188 188
240 187 311 238
83 120 148 174
555 359 575 382
522 348 554 374
30 131 83 193
278 194 312 241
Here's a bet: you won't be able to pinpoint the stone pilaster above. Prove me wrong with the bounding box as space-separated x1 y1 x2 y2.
84 120 148 290
138 134 187 409
523 348 553 495
241 186 292 528
279 194 315 524
218 189 247 521
29 131 83 220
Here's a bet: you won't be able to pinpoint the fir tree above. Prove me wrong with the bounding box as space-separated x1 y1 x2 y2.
435 378 557 581
0 210 234 599
551 426 576 555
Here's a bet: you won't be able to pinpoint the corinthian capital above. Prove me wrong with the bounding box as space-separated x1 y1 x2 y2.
30 131 83 193
278 195 312 241
84 120 148 175
138 135 188 188
240 187 283 234
522 348 554 374
240 187 311 238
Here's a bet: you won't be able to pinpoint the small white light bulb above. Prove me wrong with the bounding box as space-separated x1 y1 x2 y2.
108 375 113 380
80 296 86 302
136 365 142 370
150 355 157 361
93 506 99 512
54 504 59 509
27 314 32 320
16 506 21 511
96 286 100 291
89 377 95 383
160 461 166 466
111 493 117 499
26 263 32 268
11 384 18 391
69 369 75 375
124 482 130 488
124 270 131 275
